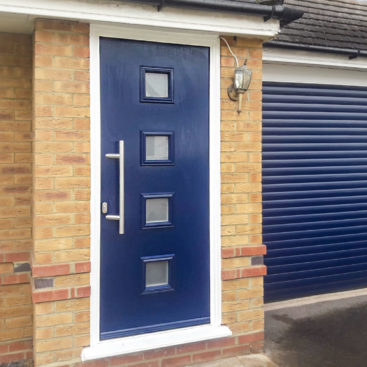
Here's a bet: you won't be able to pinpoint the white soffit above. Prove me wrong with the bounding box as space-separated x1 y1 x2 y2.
0 0 279 37
0 13 34 33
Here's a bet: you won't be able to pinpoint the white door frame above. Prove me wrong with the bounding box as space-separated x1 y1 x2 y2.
83 24 231 361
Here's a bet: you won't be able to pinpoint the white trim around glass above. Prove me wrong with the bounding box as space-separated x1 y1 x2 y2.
83 24 230 361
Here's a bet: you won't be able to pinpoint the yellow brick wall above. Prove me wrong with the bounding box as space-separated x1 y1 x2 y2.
0 33 33 365
30 20 265 367
32 19 91 366
220 37 266 340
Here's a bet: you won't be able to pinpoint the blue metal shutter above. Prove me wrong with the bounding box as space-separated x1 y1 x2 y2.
262 82 367 302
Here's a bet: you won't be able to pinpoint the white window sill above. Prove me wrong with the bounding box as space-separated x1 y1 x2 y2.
82 324 232 361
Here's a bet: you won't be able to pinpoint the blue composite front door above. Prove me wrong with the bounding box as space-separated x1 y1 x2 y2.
99 38 210 339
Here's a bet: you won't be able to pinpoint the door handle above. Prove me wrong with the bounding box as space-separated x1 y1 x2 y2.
105 140 124 234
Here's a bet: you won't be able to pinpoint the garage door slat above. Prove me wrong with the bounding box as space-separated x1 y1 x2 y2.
263 127 367 135
264 217 367 234
263 111 367 120
264 204 367 219
263 151 367 159
267 248 367 265
264 143 367 151
264 210 367 225
264 136 367 143
266 262 367 283
268 240 367 257
264 103 367 113
263 180 367 191
267 254 367 274
263 195 367 208
263 82 367 302
263 95 367 105
262 85 367 98
264 119 367 128
263 174 367 184
263 188 367 199
263 159 367 168
264 166 367 175
266 232 367 251
264 223 367 242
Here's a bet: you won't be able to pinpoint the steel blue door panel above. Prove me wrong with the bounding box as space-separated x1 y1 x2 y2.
100 38 210 338
263 82 367 302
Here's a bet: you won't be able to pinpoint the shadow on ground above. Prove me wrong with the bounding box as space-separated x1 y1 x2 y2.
265 295 367 367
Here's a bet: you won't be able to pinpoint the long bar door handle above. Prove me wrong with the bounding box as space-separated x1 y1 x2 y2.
105 140 124 234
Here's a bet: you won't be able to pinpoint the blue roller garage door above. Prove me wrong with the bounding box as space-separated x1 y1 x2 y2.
262 82 367 302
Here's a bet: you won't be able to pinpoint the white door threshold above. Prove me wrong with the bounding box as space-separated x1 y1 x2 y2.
82 324 232 361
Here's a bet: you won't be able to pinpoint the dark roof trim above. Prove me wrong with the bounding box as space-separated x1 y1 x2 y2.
265 40 367 59
129 0 304 27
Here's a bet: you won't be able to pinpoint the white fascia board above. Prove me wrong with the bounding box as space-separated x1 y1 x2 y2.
263 47 367 70
0 0 279 38
263 47 367 87
263 62 367 87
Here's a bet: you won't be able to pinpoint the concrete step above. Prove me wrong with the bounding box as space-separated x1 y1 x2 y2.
186 354 278 367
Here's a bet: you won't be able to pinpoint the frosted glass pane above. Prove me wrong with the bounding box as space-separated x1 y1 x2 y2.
146 136 169 161
146 198 169 223
146 261 169 287
145 72 169 98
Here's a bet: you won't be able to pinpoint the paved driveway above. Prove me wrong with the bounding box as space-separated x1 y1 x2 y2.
265 294 367 367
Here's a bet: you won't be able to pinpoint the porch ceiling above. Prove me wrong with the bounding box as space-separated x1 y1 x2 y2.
0 12 34 33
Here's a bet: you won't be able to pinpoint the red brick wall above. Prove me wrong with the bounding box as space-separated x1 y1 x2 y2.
0 33 33 366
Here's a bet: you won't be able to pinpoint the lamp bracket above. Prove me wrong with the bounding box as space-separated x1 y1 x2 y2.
227 85 239 101
157 0 165 11
264 4 276 22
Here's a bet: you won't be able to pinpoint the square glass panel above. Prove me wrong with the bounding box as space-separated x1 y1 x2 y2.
145 72 169 98
146 260 169 287
146 136 169 161
146 198 169 224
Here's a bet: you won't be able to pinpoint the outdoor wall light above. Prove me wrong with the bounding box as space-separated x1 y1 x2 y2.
227 61 252 103
220 37 252 114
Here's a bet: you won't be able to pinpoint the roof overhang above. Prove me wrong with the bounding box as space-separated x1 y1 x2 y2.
0 0 281 38
123 0 304 27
